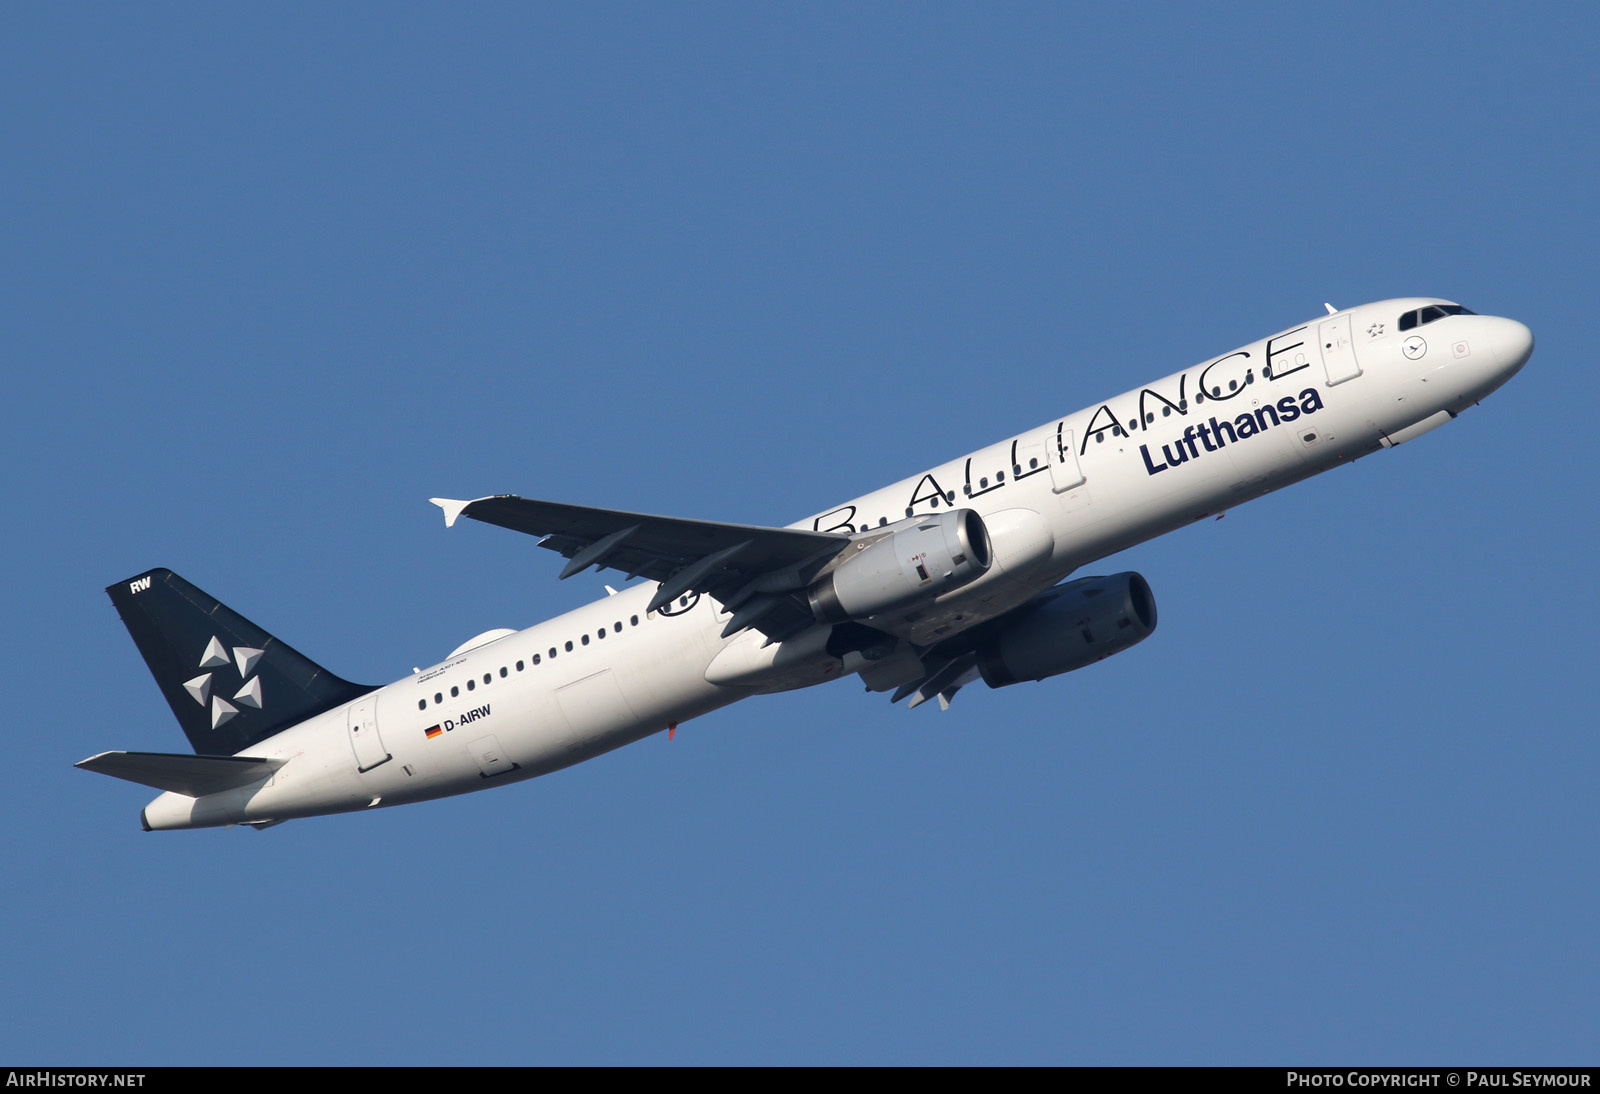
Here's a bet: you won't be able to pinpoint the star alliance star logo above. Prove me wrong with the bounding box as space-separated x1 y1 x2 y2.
1367 322 1385 337
182 636 265 729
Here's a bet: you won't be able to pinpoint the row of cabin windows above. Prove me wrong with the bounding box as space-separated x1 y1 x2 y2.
416 609 666 709
1081 307 1477 453
809 303 1469 522
1090 368 1287 443
1083 306 1477 452
861 454 1052 523
846 453 1048 527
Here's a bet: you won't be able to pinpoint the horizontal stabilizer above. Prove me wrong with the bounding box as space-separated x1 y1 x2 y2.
76 751 285 797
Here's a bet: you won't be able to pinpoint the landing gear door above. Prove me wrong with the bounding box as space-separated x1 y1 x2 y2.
347 699 391 772
1318 315 1362 386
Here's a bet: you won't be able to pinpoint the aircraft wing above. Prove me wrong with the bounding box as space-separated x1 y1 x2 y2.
430 495 852 639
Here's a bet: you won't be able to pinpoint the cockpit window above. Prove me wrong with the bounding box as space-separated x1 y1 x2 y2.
1397 304 1476 331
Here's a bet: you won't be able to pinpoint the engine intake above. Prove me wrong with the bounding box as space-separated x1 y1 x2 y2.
809 509 991 624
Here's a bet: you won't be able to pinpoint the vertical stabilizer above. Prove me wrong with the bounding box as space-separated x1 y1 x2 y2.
107 569 375 755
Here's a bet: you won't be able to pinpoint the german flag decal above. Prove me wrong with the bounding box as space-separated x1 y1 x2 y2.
424 724 443 740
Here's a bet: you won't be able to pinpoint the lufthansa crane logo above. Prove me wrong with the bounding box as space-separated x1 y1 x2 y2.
183 636 265 729
1402 336 1427 360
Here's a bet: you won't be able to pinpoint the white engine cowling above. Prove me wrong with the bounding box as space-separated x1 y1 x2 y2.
808 509 991 624
977 572 1157 688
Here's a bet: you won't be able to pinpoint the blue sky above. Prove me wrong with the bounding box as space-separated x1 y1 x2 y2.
3 4 1595 1064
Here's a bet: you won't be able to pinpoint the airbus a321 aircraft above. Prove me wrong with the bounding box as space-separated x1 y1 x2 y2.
81 299 1533 830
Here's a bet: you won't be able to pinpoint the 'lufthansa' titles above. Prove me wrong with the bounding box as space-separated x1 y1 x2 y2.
1139 388 1324 476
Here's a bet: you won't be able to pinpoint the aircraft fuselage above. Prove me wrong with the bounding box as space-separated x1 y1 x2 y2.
125 298 1533 830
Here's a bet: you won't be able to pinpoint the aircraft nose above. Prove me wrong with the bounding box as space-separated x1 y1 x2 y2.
1486 316 1535 375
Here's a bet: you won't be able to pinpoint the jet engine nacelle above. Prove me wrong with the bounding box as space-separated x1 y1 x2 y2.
808 509 991 624
977 571 1157 688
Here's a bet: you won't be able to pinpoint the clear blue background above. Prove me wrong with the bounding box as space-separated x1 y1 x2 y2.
3 4 1594 1065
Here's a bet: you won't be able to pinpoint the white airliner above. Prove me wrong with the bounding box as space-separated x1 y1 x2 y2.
81 299 1533 830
